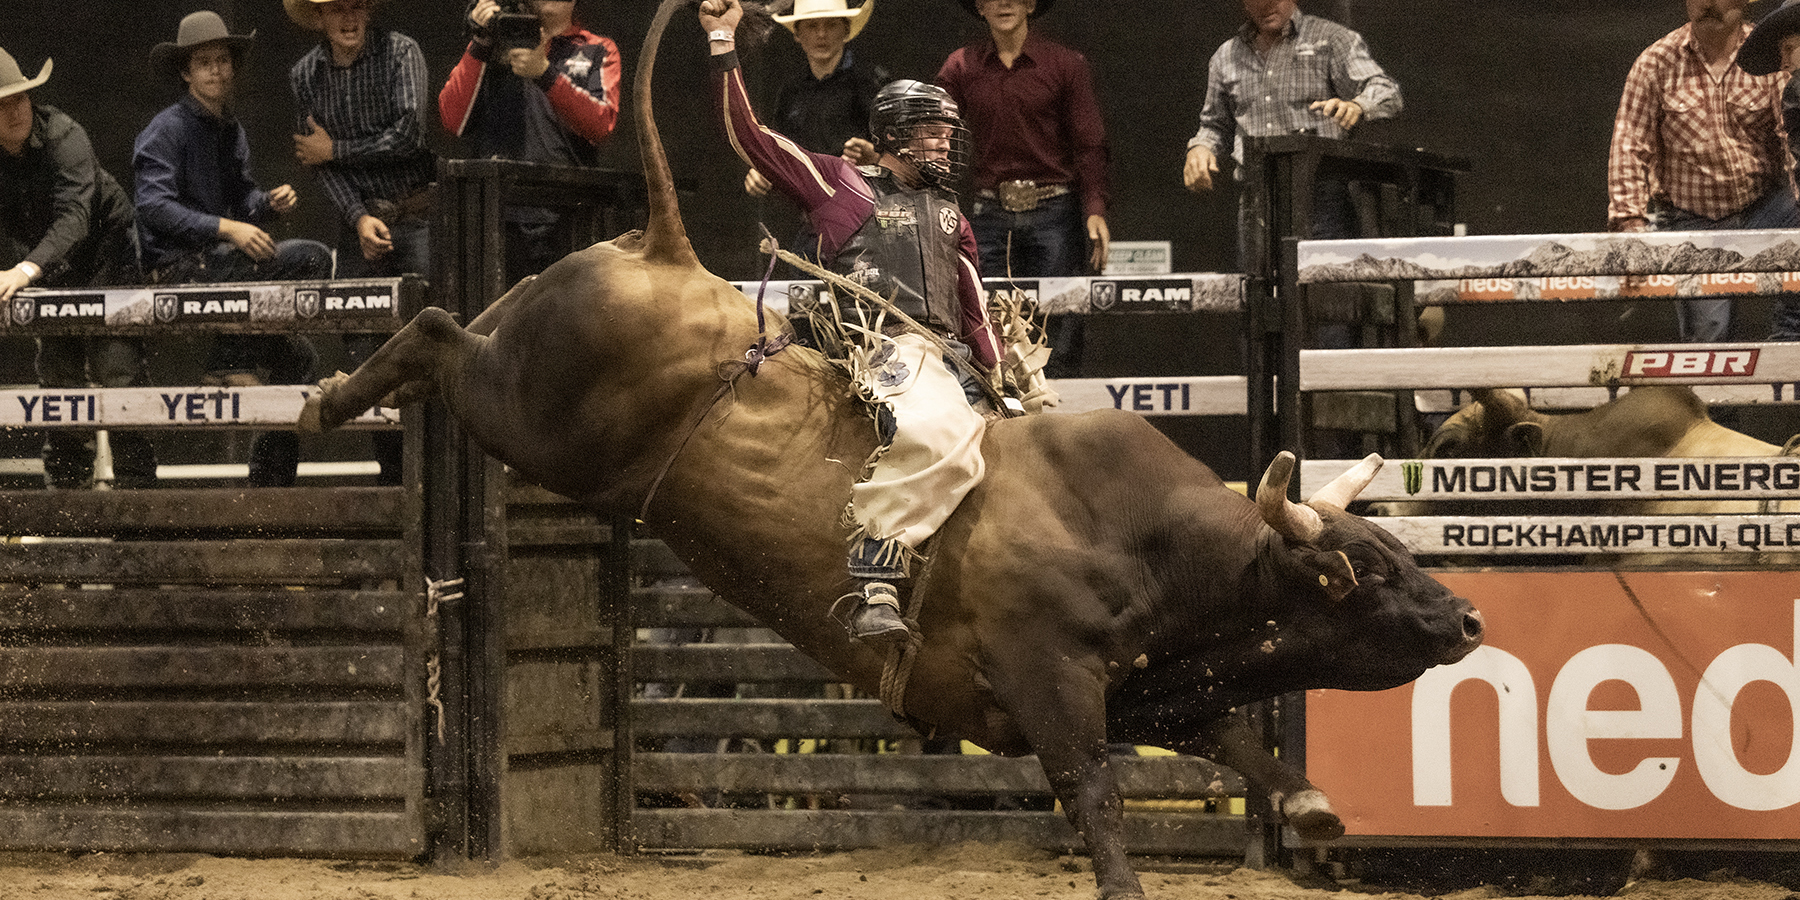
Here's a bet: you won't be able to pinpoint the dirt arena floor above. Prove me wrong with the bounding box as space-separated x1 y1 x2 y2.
2 844 1797 900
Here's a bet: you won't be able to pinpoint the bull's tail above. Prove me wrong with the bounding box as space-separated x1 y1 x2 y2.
635 0 701 268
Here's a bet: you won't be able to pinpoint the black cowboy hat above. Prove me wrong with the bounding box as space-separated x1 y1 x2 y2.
1739 0 1800 75
150 11 255 80
956 0 1055 18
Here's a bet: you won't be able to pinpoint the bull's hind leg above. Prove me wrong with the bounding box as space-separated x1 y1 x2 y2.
299 306 479 433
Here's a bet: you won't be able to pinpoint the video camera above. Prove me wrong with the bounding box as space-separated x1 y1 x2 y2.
471 0 542 54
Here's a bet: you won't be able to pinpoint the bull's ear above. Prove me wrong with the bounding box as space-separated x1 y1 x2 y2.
1504 421 1547 456
1294 548 1358 601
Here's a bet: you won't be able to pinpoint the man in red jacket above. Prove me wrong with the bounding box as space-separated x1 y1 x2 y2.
439 0 621 283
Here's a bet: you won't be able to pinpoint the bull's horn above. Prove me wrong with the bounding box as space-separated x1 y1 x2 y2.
1257 451 1324 543
1309 453 1383 510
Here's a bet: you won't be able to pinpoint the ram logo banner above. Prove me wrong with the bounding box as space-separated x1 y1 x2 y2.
1091 281 1118 311
29 294 106 321
11 297 33 326
295 289 322 319
1623 349 1758 377
323 289 394 316
154 294 179 324
1308 571 1798 839
174 290 251 322
1091 278 1195 311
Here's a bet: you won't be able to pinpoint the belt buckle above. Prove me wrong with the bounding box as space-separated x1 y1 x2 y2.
996 179 1041 213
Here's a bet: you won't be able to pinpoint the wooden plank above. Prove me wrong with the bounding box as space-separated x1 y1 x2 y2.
1414 385 1800 413
1299 343 1800 391
0 588 410 633
634 644 838 683
633 808 1248 857
1303 457 1800 501
632 699 919 741
1046 376 1247 417
0 755 409 800
0 386 395 429
0 487 404 536
0 539 407 584
1372 515 1796 556
0 807 421 857
0 647 404 690
1295 228 1800 282
0 701 407 745
634 586 760 629
634 752 1244 798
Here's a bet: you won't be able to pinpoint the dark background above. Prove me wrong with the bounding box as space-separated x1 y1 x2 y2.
4 0 1792 478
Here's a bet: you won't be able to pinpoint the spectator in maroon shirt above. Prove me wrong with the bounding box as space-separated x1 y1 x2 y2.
938 0 1109 377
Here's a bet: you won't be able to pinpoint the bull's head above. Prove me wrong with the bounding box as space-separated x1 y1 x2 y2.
1424 388 1547 458
1255 451 1484 681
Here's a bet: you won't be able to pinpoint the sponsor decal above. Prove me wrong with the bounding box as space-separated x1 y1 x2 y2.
161 390 244 422
15 393 99 423
295 289 322 319
323 289 395 317
1309 573 1799 838
1410 460 1800 496
1402 460 1424 496
11 296 34 326
1091 281 1118 311
174 290 251 322
1623 349 1758 378
938 205 959 235
28 294 106 322
1104 382 1194 413
154 293 179 324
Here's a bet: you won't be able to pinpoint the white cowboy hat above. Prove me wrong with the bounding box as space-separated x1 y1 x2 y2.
0 49 51 100
774 0 876 42
284 0 388 33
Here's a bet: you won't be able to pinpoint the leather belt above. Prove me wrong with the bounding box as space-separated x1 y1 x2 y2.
979 180 1072 213
369 184 435 225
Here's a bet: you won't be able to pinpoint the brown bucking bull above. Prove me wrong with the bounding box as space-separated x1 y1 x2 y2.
298 3 1484 896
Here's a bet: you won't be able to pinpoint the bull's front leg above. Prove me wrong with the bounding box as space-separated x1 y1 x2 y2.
993 661 1145 900
1192 712 1345 842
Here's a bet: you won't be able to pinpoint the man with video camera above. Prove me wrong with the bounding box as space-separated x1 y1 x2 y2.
439 0 621 283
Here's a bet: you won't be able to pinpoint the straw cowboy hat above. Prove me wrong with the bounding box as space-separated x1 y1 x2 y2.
284 0 387 32
955 0 1054 18
0 49 51 100
775 0 876 41
1739 0 1800 75
150 11 255 79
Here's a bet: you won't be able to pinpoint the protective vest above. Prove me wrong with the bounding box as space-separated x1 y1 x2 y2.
828 171 964 334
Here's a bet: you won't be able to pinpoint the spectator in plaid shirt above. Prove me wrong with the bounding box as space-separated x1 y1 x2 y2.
1608 0 1795 343
287 0 435 485
1183 0 1401 265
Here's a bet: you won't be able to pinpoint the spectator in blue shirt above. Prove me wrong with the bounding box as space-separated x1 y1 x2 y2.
134 10 332 486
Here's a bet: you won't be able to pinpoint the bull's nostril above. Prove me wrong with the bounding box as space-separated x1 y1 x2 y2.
1463 609 1485 642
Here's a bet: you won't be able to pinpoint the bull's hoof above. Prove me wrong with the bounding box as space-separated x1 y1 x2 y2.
1280 789 1346 842
298 371 353 434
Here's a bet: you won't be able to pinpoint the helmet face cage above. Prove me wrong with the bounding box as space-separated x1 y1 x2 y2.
871 81 971 191
882 119 971 191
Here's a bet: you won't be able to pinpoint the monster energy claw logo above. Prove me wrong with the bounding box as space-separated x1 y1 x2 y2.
1402 460 1424 496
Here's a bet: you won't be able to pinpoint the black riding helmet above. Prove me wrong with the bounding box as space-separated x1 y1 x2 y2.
869 79 971 191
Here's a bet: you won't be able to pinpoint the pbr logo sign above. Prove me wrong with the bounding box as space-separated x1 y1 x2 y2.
154 293 179 324
11 297 34 326
295 289 322 319
1623 349 1758 378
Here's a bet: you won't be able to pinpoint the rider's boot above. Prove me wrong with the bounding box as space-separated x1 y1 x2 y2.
845 581 908 644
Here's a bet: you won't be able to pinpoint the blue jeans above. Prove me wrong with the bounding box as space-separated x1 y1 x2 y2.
154 238 334 485
970 191 1088 377
335 217 428 485
1653 186 1800 342
36 336 157 487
